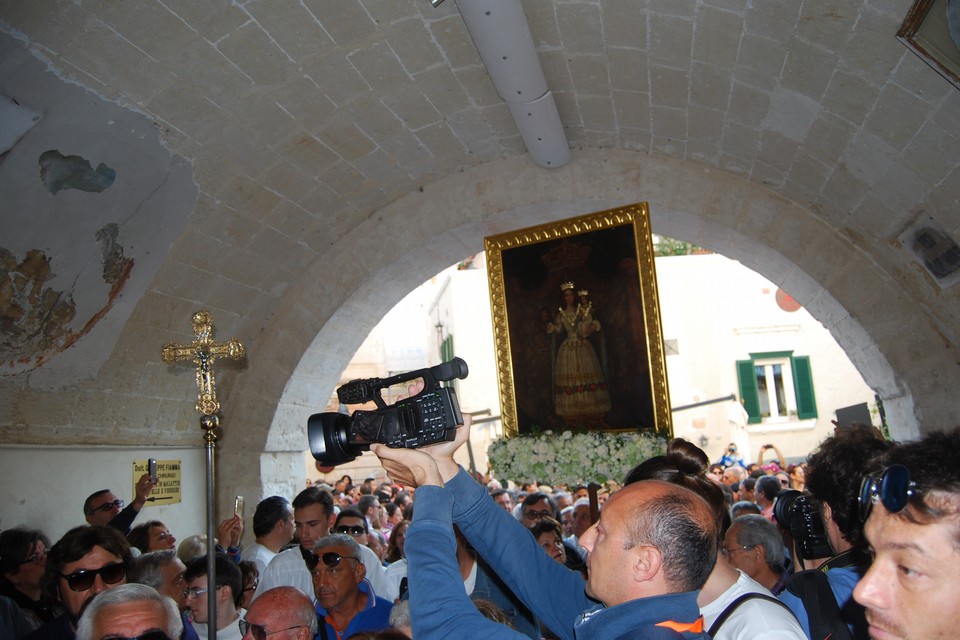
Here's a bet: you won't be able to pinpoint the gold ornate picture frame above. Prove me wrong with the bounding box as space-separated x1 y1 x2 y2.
897 0 960 90
485 202 672 438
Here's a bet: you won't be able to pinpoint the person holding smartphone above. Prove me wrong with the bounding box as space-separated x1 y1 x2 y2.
83 473 157 535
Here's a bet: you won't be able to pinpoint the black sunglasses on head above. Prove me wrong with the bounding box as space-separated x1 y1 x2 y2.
859 464 922 521
307 551 360 571
60 562 126 591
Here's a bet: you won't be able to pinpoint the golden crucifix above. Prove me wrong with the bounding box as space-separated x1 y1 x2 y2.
161 310 244 640
161 310 245 417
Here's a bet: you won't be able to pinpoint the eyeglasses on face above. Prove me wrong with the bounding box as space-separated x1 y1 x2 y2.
239 620 306 640
88 499 125 515
720 544 756 557
334 525 366 536
243 580 259 593
183 586 211 598
307 551 360 571
859 464 921 521
60 562 126 591
524 510 553 520
20 547 48 565
100 632 171 640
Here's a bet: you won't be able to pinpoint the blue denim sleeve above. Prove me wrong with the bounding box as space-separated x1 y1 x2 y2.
406 485 531 640
445 467 592 640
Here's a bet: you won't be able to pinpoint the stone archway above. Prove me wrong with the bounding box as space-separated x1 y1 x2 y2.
228 149 926 502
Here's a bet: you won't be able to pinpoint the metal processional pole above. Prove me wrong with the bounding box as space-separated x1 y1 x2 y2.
162 311 245 640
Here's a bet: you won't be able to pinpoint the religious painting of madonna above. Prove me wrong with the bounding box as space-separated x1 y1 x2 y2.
484 202 672 438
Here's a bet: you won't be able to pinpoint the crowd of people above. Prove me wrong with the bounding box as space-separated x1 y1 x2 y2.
2 418 960 640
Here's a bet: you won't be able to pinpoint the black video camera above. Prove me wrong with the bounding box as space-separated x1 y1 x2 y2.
773 489 833 560
308 357 468 467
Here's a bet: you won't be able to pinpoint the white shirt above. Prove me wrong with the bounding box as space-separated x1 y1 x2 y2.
191 608 245 640
382 558 407 602
239 541 277 575
700 571 806 640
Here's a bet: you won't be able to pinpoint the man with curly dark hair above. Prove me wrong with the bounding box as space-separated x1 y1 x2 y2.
22 525 133 640
853 429 960 640
779 423 893 640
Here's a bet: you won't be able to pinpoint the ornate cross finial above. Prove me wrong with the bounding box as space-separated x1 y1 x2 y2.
161 310 245 416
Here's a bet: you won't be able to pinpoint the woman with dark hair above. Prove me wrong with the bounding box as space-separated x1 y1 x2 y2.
624 438 805 640
383 520 410 602
528 517 587 580
237 560 259 610
126 521 176 554
786 463 807 493
0 527 57 634
382 503 403 538
384 521 408 565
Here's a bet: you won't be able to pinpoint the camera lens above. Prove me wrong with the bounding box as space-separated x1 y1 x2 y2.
307 412 362 466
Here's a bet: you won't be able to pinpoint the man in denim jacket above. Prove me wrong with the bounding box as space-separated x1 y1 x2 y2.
371 419 714 640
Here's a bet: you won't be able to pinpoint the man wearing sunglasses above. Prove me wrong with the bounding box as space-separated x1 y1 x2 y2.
255 488 390 603
853 430 960 640
74 583 182 640
778 423 892 640
310 534 392 640
83 473 156 535
23 525 132 640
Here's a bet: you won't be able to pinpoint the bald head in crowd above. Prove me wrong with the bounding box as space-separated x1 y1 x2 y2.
243 586 317 640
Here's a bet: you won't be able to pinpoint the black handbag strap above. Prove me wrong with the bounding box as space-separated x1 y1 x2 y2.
785 570 855 640
707 591 796 637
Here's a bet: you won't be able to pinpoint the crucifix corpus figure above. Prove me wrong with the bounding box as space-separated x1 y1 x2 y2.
161 309 245 416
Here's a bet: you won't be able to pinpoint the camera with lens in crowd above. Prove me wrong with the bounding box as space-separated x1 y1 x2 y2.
773 489 833 560
308 357 468 467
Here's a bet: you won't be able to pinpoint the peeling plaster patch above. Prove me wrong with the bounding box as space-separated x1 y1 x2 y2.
96 223 134 285
762 88 819 141
38 149 116 195
0 248 76 366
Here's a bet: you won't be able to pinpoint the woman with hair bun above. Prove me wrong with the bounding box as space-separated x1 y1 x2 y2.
624 438 804 640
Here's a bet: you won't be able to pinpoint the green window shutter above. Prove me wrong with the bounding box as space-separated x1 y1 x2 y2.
440 335 454 386
791 355 818 419
441 335 454 362
736 359 762 424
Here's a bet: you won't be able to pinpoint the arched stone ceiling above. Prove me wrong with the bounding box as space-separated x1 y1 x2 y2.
1 1 958 501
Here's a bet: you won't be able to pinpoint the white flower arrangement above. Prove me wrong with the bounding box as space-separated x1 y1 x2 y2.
487 430 667 486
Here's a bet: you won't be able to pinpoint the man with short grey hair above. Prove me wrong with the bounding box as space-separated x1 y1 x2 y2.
722 515 789 595
75 583 182 640
128 550 198 640
310 533 392 639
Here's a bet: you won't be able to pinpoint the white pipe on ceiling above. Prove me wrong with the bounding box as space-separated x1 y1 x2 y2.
453 0 571 168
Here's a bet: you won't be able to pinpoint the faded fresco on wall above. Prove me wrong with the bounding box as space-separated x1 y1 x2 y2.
0 33 197 382
0 224 135 370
